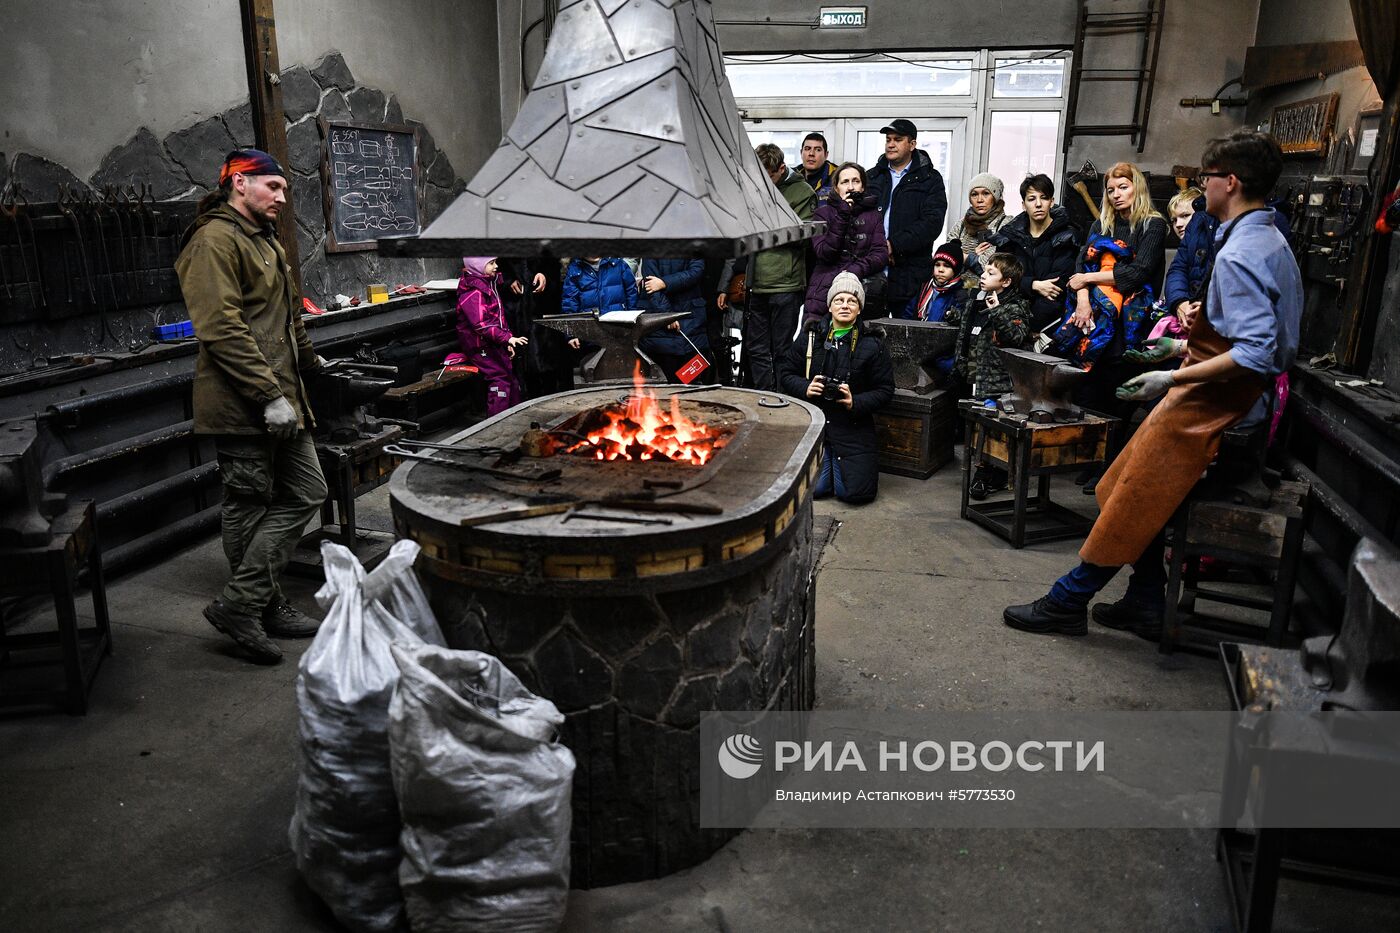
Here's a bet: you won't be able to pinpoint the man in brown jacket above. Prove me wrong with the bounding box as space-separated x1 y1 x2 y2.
175 148 327 664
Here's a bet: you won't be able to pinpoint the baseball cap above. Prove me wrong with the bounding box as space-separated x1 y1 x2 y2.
879 119 918 138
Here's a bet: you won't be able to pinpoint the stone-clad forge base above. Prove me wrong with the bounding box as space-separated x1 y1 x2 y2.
427 507 817 888
0 468 1393 930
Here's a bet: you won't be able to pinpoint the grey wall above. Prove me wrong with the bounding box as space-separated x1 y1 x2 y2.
1067 0 1260 173
0 0 499 187
276 0 500 181
1 0 247 181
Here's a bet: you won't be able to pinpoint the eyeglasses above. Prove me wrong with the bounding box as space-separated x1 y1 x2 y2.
1198 171 1233 180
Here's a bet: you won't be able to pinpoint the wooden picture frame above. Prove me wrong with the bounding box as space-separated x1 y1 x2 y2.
1269 93 1340 159
318 119 424 254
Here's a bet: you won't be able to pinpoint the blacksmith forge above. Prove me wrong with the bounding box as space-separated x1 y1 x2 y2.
390 385 823 885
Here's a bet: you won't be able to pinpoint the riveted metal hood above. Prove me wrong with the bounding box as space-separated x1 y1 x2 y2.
378 0 818 260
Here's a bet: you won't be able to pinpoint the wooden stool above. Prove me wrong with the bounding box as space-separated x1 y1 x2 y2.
959 403 1116 548
874 388 955 478
0 500 113 715
1160 480 1309 654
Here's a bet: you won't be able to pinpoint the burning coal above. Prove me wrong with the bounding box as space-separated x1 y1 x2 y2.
564 365 728 465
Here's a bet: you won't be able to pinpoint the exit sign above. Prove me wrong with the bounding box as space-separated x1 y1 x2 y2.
819 6 867 28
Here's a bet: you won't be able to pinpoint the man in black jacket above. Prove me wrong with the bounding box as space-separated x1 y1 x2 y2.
865 119 948 320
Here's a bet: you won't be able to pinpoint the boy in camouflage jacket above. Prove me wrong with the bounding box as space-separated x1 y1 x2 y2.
948 252 1030 400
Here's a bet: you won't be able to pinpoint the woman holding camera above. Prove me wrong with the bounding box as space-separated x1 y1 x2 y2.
780 272 895 504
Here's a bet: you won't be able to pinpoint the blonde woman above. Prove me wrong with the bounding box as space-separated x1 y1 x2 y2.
1050 161 1168 492
1054 162 1168 369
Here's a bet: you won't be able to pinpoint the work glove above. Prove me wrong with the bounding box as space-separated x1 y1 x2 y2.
1115 370 1176 401
1123 337 1186 364
263 396 299 438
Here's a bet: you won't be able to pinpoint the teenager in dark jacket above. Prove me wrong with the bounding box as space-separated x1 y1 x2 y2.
989 175 1081 333
637 257 711 382
501 259 574 397
864 120 949 320
779 272 896 504
803 162 889 322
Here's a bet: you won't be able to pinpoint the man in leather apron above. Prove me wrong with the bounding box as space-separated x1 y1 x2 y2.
1003 131 1303 639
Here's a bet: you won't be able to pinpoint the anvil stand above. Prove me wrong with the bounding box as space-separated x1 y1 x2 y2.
0 500 113 715
959 402 1117 548
867 318 959 478
1217 539 1400 933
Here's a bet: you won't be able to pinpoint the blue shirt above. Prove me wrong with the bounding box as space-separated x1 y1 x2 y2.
1207 209 1302 378
883 161 911 239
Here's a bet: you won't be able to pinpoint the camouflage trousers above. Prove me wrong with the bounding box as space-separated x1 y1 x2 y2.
214 431 328 614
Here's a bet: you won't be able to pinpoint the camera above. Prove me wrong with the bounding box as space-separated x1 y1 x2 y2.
815 375 845 402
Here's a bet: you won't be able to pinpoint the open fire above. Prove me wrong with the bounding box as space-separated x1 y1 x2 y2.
562 365 729 465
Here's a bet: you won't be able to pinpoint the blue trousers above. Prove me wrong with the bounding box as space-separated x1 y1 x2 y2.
1047 535 1168 611
812 448 848 500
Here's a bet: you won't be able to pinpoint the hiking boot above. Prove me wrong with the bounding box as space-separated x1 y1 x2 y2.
263 599 322 639
203 599 282 664
1003 596 1089 636
1092 599 1164 642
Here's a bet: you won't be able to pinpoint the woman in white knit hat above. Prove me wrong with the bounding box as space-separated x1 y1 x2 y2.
948 172 1011 288
778 272 895 504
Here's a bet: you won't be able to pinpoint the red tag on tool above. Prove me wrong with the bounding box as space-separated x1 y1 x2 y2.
675 354 709 384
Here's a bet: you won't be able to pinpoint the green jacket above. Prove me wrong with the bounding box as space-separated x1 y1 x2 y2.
751 170 816 294
175 202 318 434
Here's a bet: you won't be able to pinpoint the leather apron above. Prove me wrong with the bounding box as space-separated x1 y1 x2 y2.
1079 309 1267 566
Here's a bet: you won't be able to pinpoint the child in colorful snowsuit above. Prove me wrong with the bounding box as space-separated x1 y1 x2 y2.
456 257 526 416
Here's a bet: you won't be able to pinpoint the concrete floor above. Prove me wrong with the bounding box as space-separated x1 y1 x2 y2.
1 460 1395 931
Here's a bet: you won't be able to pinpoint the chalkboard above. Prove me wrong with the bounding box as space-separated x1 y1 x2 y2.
318 120 422 253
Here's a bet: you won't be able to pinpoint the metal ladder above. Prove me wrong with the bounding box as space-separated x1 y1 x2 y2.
1063 1 1168 154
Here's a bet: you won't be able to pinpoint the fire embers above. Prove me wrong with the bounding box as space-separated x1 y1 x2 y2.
565 366 729 465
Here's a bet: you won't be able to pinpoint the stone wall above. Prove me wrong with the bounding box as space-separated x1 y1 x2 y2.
2 50 466 311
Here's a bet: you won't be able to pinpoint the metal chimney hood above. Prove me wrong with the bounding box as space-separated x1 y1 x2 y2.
378 0 818 260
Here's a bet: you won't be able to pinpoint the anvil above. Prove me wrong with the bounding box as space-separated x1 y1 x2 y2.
995 348 1088 422
535 310 688 382
867 318 958 393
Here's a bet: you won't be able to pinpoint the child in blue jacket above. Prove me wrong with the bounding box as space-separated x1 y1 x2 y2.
561 257 637 314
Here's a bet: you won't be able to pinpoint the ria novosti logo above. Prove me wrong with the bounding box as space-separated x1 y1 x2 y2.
718 733 764 779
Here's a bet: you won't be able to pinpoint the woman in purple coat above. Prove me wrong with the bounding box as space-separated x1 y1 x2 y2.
803 162 890 323
456 256 528 415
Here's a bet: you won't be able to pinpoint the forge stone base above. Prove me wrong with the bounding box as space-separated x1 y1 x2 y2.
422 506 818 888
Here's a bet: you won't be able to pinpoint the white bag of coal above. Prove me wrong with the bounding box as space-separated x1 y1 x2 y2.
288 540 444 933
388 643 575 933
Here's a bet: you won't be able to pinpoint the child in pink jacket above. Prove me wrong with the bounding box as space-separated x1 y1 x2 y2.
456 257 527 415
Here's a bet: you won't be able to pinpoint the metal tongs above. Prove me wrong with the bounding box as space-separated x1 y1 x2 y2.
384 440 562 482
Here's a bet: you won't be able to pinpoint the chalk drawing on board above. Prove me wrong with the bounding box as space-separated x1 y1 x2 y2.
319 119 422 252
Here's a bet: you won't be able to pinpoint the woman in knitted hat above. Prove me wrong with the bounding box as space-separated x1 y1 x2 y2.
948 172 1011 287
779 272 895 504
